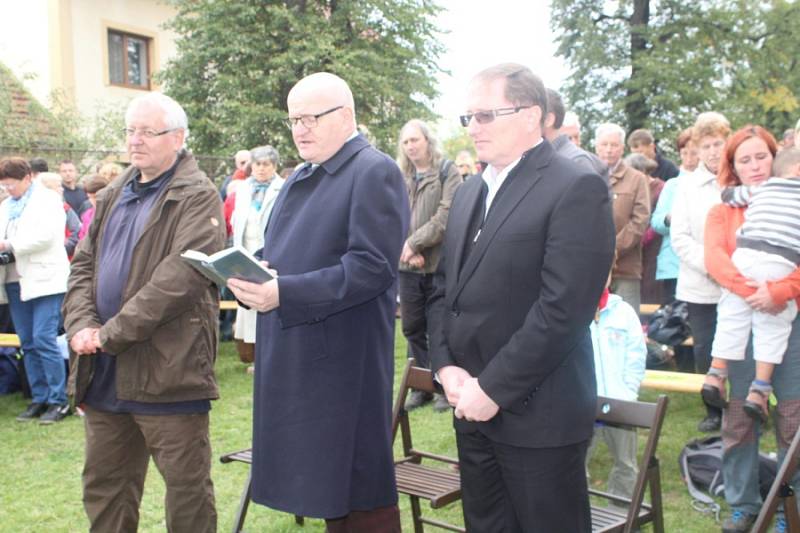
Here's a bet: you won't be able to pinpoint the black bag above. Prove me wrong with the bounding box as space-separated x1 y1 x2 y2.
647 300 691 346
679 435 779 519
0 347 21 395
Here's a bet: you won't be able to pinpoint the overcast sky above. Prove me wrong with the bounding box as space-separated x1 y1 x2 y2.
432 0 569 134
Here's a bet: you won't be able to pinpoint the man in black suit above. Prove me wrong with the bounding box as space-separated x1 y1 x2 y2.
429 63 615 532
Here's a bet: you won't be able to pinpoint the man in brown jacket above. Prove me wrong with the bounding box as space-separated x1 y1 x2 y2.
396 119 463 411
63 93 225 532
594 122 651 313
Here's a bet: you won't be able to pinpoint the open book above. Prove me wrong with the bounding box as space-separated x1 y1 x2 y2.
181 246 274 287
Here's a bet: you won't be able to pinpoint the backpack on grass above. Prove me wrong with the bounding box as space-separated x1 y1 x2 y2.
679 436 779 520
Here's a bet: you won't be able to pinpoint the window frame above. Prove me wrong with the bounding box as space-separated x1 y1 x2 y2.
107 29 152 90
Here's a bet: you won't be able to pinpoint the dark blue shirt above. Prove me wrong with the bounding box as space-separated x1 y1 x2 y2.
84 160 210 415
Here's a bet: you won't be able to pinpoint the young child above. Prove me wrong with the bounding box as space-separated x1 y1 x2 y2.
587 276 647 502
702 147 800 423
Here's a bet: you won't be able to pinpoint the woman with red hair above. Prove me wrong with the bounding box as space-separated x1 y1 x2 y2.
703 125 800 531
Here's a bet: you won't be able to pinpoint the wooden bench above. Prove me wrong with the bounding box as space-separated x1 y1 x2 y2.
590 394 669 533
220 300 238 311
0 333 20 348
640 370 704 393
392 360 464 532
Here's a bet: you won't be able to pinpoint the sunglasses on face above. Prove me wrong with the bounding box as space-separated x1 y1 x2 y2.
459 106 532 127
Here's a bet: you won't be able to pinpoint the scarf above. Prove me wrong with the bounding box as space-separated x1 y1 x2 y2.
8 181 34 221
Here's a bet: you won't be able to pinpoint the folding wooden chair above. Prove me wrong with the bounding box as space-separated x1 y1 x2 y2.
218 448 304 533
752 424 800 533
391 359 464 532
589 395 669 533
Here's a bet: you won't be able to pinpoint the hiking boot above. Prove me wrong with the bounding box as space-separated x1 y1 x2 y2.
432 393 451 413
721 510 757 532
698 415 721 433
38 404 70 425
15 402 47 422
405 390 433 411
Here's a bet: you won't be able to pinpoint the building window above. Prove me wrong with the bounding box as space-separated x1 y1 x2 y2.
108 30 150 89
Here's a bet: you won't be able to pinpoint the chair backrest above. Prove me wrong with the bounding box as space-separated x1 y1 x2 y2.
595 395 669 533
391 359 435 443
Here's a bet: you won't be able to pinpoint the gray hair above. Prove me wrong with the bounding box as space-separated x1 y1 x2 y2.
594 123 626 145
250 145 280 167
125 93 189 140
473 63 548 126
396 119 444 178
624 153 657 176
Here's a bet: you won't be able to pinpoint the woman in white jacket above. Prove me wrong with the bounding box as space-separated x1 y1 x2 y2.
230 146 284 364
670 112 731 432
0 158 70 424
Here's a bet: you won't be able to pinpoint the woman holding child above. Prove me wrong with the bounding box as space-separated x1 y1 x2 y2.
703 125 800 532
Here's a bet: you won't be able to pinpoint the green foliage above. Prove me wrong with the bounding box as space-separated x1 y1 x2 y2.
0 62 126 172
551 0 800 153
440 125 475 160
158 0 446 159
0 63 74 149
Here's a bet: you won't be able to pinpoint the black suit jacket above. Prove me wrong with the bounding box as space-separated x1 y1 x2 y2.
429 140 615 448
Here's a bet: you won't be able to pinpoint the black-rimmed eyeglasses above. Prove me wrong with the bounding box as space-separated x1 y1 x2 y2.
459 106 532 127
284 106 344 129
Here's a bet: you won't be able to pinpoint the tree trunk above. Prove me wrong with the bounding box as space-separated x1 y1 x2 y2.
626 0 650 133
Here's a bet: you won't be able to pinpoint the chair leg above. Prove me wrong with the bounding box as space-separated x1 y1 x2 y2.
232 467 253 533
410 495 424 533
782 490 800 532
649 466 665 533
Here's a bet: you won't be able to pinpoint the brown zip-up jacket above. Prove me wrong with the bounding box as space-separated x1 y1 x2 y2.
400 160 463 274
609 161 651 280
64 152 226 404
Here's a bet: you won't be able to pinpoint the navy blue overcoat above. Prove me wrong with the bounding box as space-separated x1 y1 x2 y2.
250 134 409 518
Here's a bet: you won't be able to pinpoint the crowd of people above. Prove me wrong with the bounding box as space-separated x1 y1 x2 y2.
1 61 800 532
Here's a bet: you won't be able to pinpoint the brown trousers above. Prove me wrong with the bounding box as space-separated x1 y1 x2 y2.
82 406 217 533
325 505 401 533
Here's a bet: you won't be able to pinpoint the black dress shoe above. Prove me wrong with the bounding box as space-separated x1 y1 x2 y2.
39 404 71 425
16 402 47 422
697 415 721 433
432 393 451 413
405 390 433 411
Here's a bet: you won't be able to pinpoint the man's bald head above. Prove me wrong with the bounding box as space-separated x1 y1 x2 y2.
287 72 358 164
288 72 356 124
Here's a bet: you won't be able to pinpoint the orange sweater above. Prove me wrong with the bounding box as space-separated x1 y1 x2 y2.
704 204 800 306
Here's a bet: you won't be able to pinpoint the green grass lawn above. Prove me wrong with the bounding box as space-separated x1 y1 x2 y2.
0 325 772 532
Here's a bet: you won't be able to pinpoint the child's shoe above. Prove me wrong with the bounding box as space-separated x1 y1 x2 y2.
743 380 771 424
701 368 729 409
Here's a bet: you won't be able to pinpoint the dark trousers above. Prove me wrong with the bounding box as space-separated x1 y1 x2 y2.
661 279 677 304
687 302 722 418
82 407 217 533
324 505 401 533
398 271 435 369
456 431 591 533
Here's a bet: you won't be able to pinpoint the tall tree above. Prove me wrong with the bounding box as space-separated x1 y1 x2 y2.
159 0 445 161
550 0 800 152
